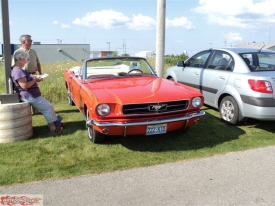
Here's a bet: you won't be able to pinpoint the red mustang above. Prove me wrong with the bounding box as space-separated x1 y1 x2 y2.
64 56 205 143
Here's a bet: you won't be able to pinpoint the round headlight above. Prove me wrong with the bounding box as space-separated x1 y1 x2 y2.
97 104 110 116
192 97 202 108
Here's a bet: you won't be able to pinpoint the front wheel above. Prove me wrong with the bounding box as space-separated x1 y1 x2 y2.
86 110 105 143
219 96 239 125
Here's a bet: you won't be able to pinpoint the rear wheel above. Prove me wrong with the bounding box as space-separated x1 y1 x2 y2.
67 88 75 106
68 95 75 106
86 110 105 143
219 96 239 125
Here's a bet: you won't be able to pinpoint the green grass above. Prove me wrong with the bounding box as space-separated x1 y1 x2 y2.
1 62 275 187
1 102 275 187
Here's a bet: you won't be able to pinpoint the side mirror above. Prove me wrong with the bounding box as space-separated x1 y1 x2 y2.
176 61 185 67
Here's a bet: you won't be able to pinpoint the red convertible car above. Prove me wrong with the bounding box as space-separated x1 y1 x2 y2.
64 56 205 143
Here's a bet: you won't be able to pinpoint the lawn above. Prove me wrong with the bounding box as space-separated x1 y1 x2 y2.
1 61 275 187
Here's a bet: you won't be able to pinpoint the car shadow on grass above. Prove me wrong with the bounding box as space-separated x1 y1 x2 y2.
203 105 275 133
241 119 275 133
104 112 246 152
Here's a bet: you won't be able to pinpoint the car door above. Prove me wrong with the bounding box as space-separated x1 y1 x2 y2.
201 51 234 107
177 50 212 92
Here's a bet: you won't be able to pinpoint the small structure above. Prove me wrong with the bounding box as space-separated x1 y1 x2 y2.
90 51 114 58
134 51 156 58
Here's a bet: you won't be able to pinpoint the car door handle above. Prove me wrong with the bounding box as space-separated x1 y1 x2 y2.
219 76 226 80
194 72 199 76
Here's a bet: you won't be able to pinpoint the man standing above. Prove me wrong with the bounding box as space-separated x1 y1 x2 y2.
14 34 42 75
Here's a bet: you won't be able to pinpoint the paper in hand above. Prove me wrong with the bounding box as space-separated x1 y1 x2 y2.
39 74 49 78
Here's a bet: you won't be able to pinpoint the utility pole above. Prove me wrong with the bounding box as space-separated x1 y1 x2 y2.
155 0 166 77
123 39 126 54
1 0 18 103
1 0 11 94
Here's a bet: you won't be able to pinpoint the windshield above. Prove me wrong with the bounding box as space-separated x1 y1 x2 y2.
240 52 275 71
84 58 156 79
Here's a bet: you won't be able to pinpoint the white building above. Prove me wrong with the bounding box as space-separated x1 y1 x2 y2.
134 51 155 58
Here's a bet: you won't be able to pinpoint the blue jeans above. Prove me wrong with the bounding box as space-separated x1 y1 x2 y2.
21 95 57 123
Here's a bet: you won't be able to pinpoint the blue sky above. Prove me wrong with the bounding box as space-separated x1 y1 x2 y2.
1 0 275 56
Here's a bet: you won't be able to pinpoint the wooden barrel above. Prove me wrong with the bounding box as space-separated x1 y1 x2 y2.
0 102 33 143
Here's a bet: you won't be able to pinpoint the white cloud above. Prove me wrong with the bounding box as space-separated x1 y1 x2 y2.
72 9 194 31
128 14 155 30
166 17 195 30
53 20 58 25
72 9 131 29
192 0 275 29
61 24 71 29
225 32 243 42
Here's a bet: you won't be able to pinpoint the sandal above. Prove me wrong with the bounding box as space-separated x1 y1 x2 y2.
54 115 63 127
50 126 63 132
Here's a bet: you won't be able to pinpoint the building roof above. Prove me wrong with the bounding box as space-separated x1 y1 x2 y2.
235 42 275 51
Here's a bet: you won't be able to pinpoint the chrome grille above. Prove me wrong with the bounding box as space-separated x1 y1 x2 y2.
122 100 189 115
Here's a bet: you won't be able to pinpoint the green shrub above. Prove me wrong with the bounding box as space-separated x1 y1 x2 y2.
164 54 188 66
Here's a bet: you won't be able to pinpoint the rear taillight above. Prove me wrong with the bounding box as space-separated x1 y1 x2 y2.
248 79 273 93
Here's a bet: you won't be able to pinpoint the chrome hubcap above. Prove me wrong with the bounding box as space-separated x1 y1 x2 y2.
221 101 234 121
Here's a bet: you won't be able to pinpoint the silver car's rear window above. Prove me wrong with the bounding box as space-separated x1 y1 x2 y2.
240 52 275 71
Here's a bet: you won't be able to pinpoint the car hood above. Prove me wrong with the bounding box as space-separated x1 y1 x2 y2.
83 76 202 104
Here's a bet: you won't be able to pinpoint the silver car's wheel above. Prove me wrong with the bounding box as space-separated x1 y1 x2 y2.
220 96 239 125
86 110 105 143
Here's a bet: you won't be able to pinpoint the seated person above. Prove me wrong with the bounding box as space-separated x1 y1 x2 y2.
11 50 63 132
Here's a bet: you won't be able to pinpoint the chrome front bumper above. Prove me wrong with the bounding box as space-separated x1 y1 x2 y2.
86 110 205 127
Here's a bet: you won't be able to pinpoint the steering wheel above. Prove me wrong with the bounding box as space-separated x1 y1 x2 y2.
128 69 143 74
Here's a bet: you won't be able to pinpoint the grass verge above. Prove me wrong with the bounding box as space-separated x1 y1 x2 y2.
1 101 275 187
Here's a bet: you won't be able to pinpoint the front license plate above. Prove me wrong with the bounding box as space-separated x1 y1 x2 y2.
146 124 167 135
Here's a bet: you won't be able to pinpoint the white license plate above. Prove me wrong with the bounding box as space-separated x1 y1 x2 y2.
146 124 167 135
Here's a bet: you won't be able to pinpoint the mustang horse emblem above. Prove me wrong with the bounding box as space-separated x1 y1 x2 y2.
149 104 167 111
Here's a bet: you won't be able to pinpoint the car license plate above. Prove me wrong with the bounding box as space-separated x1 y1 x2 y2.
146 124 167 135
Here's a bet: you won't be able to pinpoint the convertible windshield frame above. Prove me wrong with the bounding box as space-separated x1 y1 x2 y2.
83 57 157 79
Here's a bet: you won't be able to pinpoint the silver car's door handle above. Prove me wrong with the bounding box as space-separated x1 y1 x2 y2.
219 76 226 80
194 72 199 76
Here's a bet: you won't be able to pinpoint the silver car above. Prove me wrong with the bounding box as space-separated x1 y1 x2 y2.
165 48 275 125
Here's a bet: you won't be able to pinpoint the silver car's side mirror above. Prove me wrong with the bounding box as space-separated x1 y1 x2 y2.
176 61 185 67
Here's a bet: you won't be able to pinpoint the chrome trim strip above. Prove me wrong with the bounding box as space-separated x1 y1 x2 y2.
86 110 205 127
